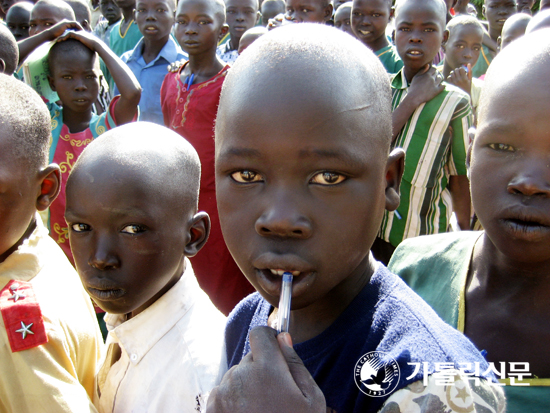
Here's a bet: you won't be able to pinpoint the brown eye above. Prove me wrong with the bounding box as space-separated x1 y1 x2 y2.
310 171 346 185
230 170 264 183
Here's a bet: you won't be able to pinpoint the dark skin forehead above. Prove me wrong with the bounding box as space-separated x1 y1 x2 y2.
177 0 226 23
7 4 32 21
226 0 258 9
395 0 446 29
448 23 483 42
217 57 388 160
31 2 75 20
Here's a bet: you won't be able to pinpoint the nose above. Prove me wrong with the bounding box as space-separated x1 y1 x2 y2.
463 47 472 59
89 234 120 270
146 8 156 19
74 78 87 91
185 22 197 34
508 162 550 198
235 11 244 21
255 197 312 239
409 30 422 43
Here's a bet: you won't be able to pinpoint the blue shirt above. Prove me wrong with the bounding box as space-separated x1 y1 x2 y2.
118 36 187 125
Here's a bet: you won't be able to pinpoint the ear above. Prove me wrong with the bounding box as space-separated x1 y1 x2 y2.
82 19 91 31
482 4 486 18
389 6 395 19
256 10 261 24
0 59 6 74
184 211 211 257
48 74 56 92
384 148 405 212
496 35 501 51
219 23 229 41
324 3 333 20
36 164 61 211
442 28 449 44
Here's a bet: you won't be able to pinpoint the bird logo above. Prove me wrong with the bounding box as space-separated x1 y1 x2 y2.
354 352 400 397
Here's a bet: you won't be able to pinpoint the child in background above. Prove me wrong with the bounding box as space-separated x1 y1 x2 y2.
441 15 484 120
351 0 403 74
374 0 472 265
333 1 355 37
45 30 140 262
0 74 102 413
260 0 284 24
118 0 186 124
517 0 533 13
28 0 75 37
285 0 333 23
161 0 254 315
65 122 227 413
93 0 121 45
525 8 550 31
497 11 530 48
389 29 550 412
472 0 516 78
237 25 267 52
217 0 260 64
66 0 93 30
6 1 33 40
207 23 504 413
109 0 142 56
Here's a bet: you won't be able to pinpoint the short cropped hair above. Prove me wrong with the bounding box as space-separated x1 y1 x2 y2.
0 74 51 169
446 14 484 32
0 24 19 75
64 0 91 24
33 0 76 19
48 38 95 75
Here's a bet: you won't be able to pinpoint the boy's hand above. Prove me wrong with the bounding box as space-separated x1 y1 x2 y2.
55 29 104 53
447 63 472 96
207 326 326 413
408 64 445 106
43 20 83 41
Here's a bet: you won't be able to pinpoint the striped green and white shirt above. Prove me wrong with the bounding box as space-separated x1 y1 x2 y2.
380 68 472 248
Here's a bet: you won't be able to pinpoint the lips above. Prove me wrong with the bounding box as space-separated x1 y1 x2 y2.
85 280 126 301
143 25 159 34
405 48 424 59
498 207 550 242
252 252 316 298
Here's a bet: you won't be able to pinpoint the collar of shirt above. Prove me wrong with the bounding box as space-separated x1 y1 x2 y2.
391 68 409 90
125 36 184 67
0 214 48 285
104 258 198 365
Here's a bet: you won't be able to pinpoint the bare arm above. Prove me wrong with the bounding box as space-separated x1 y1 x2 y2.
18 20 82 64
392 65 444 143
56 30 141 125
449 175 471 230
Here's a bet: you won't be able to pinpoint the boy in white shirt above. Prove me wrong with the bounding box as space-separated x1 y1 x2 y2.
65 121 227 413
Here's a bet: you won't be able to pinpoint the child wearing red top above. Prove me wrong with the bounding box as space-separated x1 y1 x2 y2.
161 0 254 315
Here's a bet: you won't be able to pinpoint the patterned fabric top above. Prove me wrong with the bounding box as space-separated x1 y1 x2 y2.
379 68 472 248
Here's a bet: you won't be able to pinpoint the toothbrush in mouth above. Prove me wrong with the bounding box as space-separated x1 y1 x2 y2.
277 272 293 334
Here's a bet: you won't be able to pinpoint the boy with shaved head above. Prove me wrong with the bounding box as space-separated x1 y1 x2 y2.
66 122 227 413
207 23 504 413
390 29 550 412
0 74 101 413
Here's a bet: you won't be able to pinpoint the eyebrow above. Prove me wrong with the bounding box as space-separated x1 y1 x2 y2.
398 20 440 26
217 147 262 161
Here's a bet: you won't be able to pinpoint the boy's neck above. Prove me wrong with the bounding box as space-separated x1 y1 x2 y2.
269 254 377 345
184 51 225 84
365 34 390 54
403 64 429 84
63 107 94 134
471 233 550 292
109 17 122 27
142 35 170 64
121 7 134 24
228 35 240 52
488 24 501 42
0 218 36 264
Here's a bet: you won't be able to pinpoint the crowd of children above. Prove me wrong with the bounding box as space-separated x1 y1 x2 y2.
1 0 550 411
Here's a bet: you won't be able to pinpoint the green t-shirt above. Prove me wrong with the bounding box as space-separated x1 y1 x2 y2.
375 44 403 75
472 43 494 78
389 231 550 412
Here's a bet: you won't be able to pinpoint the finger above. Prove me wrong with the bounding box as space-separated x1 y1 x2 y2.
467 63 472 81
420 63 431 75
277 333 326 407
248 326 286 365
